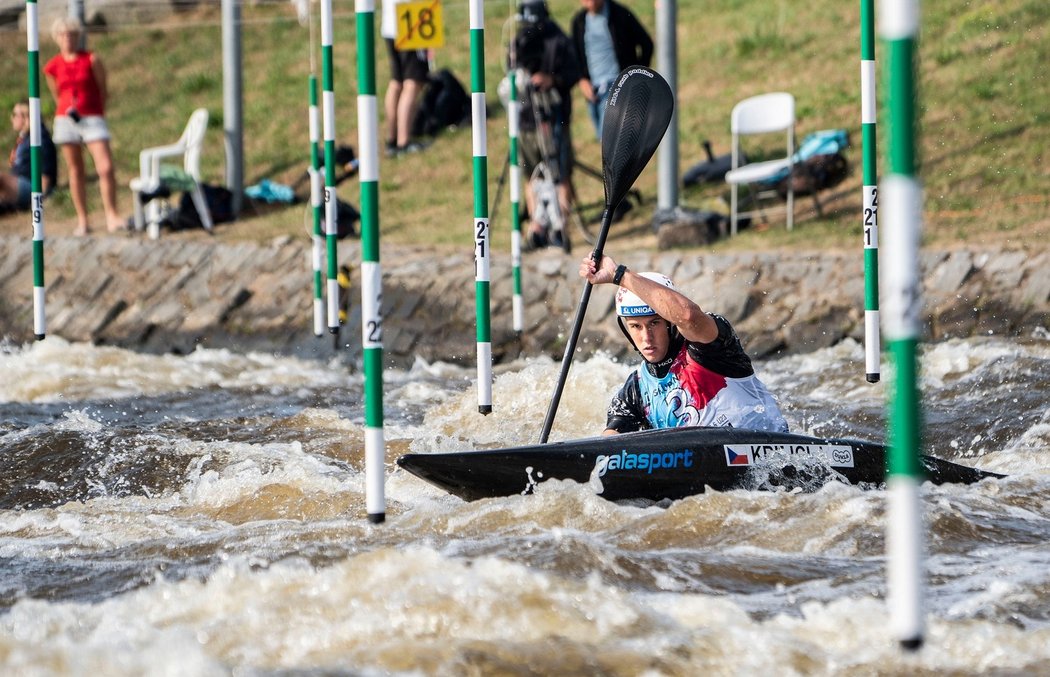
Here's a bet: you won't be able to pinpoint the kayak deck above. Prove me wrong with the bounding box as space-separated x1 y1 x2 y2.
396 427 1001 502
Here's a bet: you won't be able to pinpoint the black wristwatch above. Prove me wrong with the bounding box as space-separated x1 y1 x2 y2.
613 264 628 286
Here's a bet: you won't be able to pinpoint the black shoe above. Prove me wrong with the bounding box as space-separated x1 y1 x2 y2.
527 228 549 250
384 140 398 158
397 141 427 155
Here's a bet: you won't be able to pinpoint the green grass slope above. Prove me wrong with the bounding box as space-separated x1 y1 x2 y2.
1 0 1047 252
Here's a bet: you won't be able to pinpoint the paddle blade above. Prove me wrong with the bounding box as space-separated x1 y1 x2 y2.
601 67 674 209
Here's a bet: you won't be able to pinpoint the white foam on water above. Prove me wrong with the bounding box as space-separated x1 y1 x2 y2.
0 337 352 403
2 545 1048 675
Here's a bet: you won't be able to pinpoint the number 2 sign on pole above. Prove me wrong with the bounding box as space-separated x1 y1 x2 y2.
395 0 444 51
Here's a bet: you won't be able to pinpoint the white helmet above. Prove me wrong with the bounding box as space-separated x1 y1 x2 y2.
615 272 676 317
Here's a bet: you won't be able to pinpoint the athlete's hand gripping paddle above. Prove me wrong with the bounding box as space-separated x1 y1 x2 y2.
539 66 674 443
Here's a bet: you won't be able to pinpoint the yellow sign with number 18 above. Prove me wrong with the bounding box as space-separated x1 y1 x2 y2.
394 0 444 51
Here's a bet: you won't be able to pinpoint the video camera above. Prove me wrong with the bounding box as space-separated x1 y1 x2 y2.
512 0 551 73
515 0 549 25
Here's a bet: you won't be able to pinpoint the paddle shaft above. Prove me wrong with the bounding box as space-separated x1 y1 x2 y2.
538 204 614 443
536 66 674 444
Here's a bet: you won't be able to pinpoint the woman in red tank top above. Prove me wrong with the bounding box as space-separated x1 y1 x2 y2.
43 17 124 235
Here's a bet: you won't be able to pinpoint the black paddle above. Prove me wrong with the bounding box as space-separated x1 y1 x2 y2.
538 66 674 443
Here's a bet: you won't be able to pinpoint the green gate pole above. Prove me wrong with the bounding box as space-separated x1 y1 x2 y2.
880 0 925 652
356 0 386 524
508 68 523 333
309 72 325 337
470 0 493 414
320 0 340 336
27 0 45 340
861 0 880 382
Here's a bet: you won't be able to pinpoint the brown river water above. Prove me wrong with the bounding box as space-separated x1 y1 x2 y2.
0 335 1048 675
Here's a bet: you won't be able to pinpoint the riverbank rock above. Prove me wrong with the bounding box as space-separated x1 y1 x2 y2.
0 235 1047 368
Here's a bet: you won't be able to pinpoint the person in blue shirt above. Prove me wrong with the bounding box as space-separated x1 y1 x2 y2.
0 100 57 212
579 252 789 435
571 0 653 140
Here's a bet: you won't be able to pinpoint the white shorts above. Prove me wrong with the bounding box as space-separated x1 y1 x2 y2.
53 115 111 145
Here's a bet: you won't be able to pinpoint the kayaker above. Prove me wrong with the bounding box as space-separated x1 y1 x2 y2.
579 254 789 435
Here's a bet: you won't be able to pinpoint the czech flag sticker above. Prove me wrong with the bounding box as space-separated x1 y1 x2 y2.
724 446 753 466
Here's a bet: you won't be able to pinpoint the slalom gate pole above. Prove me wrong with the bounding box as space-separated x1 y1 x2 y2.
303 0 324 338
880 0 925 651
861 0 880 382
355 0 386 524
309 76 324 337
470 0 493 414
309 75 325 336
26 0 45 340
508 69 523 334
320 0 340 336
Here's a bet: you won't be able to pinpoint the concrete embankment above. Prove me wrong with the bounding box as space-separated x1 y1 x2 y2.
1 235 1048 366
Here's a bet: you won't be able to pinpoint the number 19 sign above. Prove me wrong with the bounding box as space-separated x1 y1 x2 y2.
395 0 444 51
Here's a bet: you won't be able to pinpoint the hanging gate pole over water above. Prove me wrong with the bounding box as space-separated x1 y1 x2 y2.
880 0 925 652
320 0 340 337
861 0 881 383
508 69 524 335
356 0 386 524
26 0 46 340
309 74 325 337
303 0 325 339
470 0 493 414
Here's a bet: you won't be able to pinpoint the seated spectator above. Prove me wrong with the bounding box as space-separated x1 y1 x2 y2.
0 100 58 212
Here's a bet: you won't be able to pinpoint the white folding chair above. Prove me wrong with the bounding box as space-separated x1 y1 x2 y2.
130 108 213 238
724 92 795 235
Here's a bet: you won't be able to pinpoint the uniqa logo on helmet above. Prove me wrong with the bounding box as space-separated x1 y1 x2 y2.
614 272 682 360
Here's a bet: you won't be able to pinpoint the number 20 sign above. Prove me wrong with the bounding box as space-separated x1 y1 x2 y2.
395 0 444 51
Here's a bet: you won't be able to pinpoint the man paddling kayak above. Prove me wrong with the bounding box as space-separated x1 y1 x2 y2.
579 255 789 436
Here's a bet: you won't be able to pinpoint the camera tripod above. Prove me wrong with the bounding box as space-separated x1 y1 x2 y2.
489 119 642 254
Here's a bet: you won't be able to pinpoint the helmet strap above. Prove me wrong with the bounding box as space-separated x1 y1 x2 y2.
618 317 683 376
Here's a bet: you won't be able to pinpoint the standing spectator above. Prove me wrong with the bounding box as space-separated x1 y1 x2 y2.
512 0 581 248
43 16 124 235
380 0 429 156
0 100 57 212
571 0 653 140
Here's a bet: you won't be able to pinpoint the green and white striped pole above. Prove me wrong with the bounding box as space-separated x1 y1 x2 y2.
470 0 493 414
880 0 925 651
302 0 324 338
26 0 45 340
861 0 880 383
356 0 386 523
508 68 523 333
320 0 340 336
309 75 325 337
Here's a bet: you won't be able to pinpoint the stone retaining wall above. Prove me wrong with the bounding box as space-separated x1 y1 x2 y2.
1 235 1047 366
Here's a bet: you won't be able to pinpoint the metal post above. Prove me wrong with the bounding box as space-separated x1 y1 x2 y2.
68 0 85 49
222 0 243 216
655 0 678 211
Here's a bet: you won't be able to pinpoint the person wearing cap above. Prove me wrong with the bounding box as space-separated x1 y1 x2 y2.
579 254 789 436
